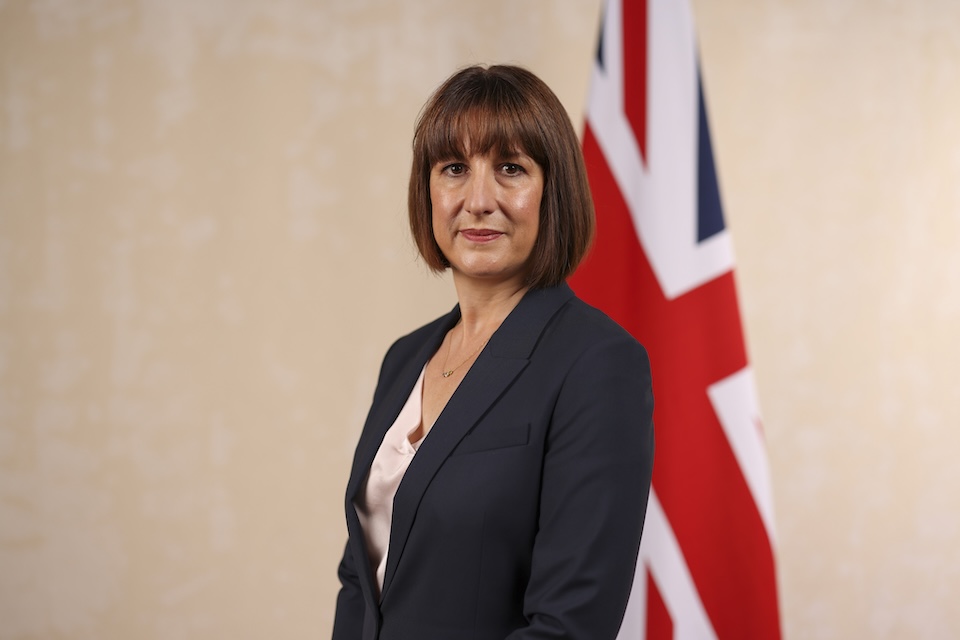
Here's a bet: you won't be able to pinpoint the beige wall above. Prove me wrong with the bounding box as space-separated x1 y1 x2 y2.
0 1 957 638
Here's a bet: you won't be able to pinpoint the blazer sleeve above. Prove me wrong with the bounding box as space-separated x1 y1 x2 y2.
331 540 364 640
507 334 655 639
332 338 405 640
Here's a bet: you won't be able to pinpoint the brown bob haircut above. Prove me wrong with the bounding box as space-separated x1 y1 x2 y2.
408 64 595 289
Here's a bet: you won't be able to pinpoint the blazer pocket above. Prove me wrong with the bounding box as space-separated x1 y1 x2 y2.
452 422 530 456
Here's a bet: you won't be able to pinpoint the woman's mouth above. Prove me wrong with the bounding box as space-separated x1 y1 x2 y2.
460 229 504 243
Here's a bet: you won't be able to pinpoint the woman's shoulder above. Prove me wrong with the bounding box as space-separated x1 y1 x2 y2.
507 285 649 379
555 292 645 350
533 290 652 410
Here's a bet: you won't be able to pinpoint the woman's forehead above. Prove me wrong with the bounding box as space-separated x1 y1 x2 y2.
428 127 530 160
438 137 526 157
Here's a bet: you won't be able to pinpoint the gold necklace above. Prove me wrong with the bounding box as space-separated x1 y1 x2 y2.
441 336 488 378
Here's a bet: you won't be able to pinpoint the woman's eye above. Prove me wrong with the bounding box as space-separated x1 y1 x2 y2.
501 163 523 176
444 163 466 176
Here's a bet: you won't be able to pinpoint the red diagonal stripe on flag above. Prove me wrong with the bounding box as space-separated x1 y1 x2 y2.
645 571 673 640
623 0 648 159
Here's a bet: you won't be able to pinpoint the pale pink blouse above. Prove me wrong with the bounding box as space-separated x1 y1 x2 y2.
354 367 426 598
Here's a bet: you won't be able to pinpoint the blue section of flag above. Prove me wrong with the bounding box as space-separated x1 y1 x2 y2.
595 17 606 71
696 73 726 242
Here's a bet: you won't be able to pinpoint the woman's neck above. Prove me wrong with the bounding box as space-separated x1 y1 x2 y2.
450 274 529 343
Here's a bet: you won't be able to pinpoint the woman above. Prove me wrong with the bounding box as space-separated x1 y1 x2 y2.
333 64 654 640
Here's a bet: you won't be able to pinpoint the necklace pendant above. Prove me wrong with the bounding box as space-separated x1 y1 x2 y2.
442 370 454 378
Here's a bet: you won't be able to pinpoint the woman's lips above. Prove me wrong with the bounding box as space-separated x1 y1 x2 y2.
460 229 503 243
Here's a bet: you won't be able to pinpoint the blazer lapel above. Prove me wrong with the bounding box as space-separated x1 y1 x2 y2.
345 310 459 503
379 284 575 600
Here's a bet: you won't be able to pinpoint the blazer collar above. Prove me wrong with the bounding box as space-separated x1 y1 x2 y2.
378 282 575 600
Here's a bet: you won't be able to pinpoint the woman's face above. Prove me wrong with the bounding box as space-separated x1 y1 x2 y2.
430 148 543 289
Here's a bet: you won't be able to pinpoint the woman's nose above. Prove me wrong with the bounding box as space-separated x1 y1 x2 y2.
464 169 496 215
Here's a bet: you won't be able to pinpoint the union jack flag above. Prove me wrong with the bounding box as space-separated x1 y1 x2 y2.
568 1 783 637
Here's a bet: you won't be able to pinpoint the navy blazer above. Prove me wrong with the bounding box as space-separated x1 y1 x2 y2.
332 283 654 640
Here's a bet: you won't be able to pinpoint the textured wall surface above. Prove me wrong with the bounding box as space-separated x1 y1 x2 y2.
1 0 958 638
